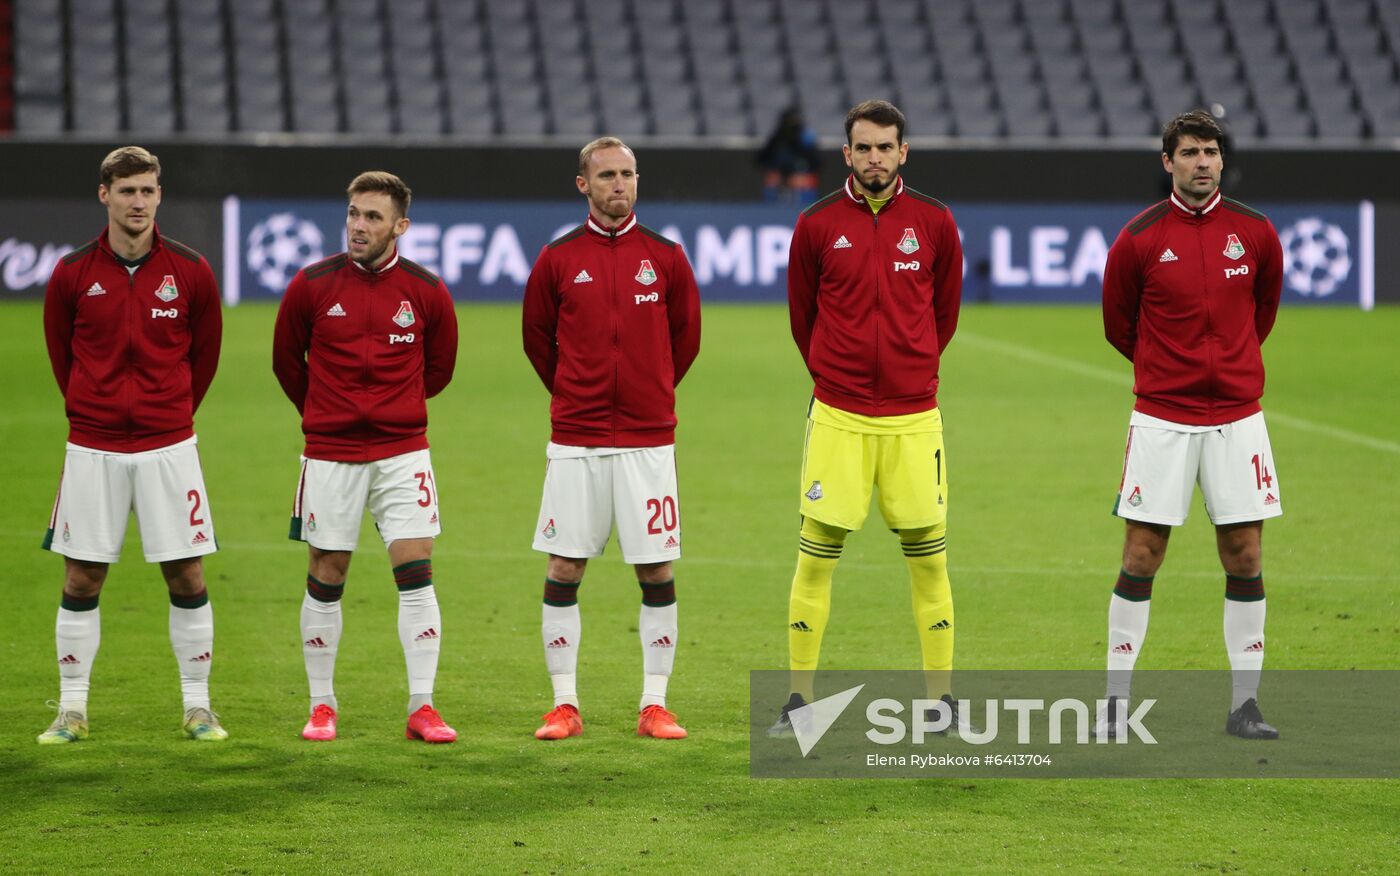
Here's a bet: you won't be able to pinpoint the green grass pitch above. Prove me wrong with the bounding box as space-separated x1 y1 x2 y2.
1 301 1396 872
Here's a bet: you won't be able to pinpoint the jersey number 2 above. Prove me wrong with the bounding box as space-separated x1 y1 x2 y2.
187 489 205 526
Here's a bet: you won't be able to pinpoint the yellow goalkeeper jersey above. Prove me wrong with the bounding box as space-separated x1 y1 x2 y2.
808 398 942 435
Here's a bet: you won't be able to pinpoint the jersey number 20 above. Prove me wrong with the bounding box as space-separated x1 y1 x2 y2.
646 496 678 534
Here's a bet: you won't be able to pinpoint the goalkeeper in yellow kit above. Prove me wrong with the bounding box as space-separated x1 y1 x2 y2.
769 100 964 735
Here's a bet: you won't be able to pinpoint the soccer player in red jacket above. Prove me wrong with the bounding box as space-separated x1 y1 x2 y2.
273 172 460 743
1100 111 1284 740
522 137 701 741
39 146 227 744
770 101 966 738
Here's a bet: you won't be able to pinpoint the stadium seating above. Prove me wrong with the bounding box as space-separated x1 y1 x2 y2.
9 0 1399 141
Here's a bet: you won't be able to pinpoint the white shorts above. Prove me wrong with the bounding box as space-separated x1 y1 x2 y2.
44 437 217 564
532 443 681 565
1115 411 1282 526
290 449 441 551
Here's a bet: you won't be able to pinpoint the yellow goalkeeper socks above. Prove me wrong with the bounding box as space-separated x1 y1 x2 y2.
901 525 953 699
788 516 846 701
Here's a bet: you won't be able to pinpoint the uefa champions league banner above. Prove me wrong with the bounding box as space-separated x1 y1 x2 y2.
224 198 803 304
222 197 1375 308
954 201 1373 308
0 198 222 299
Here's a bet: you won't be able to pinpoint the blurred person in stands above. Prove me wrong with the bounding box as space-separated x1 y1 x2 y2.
758 106 822 205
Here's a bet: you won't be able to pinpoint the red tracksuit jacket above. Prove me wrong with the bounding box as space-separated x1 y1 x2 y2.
272 249 458 462
1102 189 1283 426
788 176 963 416
522 213 701 447
43 227 222 452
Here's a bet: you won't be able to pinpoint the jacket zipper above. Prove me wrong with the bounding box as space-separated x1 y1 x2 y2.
1196 220 1217 420
126 264 138 438
610 231 620 445
872 209 881 410
361 283 373 406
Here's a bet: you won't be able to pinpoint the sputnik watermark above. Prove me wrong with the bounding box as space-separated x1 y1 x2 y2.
865 697 1157 746
788 687 1155 756
753 670 1400 779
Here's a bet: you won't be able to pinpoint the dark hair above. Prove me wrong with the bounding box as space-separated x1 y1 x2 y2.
347 170 412 218
1162 110 1224 157
100 146 161 186
845 99 906 143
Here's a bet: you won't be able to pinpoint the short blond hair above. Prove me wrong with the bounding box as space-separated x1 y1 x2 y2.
347 170 412 218
100 146 161 186
577 136 634 176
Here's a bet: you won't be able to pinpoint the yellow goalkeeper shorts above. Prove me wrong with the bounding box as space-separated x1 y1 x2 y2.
797 404 948 531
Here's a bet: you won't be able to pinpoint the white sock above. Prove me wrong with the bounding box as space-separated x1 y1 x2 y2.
542 603 581 708
169 600 215 712
1224 597 1266 710
56 605 101 715
398 585 441 714
1106 593 1150 700
639 602 677 710
301 592 342 711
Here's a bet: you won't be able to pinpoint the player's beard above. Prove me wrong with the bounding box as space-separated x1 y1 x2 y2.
593 193 633 222
860 170 894 194
353 237 393 268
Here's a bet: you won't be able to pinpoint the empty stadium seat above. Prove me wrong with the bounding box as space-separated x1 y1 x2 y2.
9 0 1395 142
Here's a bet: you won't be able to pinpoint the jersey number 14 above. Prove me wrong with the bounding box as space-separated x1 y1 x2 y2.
1250 454 1274 490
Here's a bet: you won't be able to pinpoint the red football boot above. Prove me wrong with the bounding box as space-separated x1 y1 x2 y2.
405 705 457 743
301 704 337 741
534 704 583 740
637 704 688 739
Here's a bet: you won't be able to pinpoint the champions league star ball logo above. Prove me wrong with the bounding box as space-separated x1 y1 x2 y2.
246 213 324 293
1279 217 1351 299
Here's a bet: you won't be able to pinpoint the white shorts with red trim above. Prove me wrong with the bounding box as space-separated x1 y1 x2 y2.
44 436 217 563
532 443 681 565
290 449 441 551
1115 411 1283 526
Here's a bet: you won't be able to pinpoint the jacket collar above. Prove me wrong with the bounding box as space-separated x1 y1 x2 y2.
97 224 164 262
586 212 638 238
349 246 400 276
844 174 904 207
1169 188 1222 218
